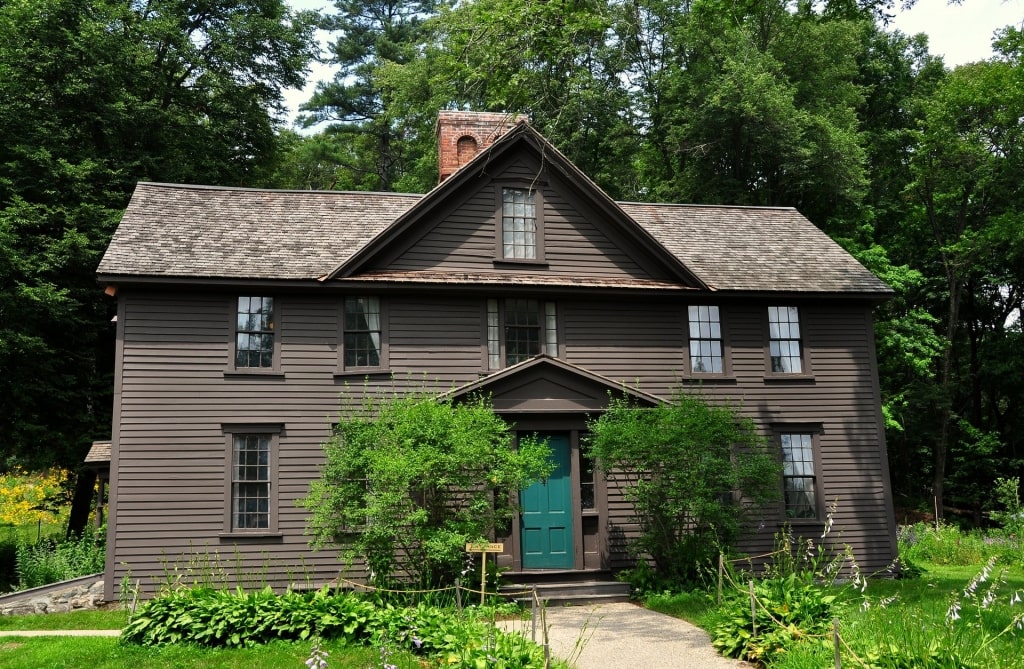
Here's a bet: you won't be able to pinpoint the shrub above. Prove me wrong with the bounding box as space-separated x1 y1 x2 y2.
15 523 105 589
711 573 838 664
898 522 995 566
121 586 377 647
301 392 552 588
586 389 780 586
121 586 548 668
710 523 859 664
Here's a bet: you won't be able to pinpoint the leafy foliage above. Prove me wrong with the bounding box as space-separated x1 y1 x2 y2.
301 392 552 587
0 0 318 471
586 390 780 585
711 573 838 664
898 522 1001 567
121 586 549 668
14 523 105 589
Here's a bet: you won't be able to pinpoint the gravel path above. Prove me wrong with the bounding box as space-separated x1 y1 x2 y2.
503 602 754 669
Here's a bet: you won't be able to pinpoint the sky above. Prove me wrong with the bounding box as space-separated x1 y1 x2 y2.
281 0 1024 129
890 0 1022 65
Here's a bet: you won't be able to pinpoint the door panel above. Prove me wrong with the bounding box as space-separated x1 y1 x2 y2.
520 434 573 569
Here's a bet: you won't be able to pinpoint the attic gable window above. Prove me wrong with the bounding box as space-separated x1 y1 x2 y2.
498 187 544 261
487 298 557 369
236 297 275 368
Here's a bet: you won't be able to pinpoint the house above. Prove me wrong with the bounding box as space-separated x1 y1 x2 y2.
96 112 897 601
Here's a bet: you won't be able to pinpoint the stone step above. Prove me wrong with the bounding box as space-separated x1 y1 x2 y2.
500 579 631 606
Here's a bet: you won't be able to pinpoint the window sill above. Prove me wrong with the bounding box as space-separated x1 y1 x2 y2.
679 375 737 385
776 519 824 528
334 368 392 380
763 374 816 384
492 259 549 269
223 370 285 380
218 532 283 543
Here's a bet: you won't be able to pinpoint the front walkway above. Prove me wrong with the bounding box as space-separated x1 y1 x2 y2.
503 602 753 669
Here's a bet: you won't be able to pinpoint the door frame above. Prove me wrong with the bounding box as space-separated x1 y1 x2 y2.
502 416 606 572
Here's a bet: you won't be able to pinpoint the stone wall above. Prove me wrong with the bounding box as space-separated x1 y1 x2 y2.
0 575 106 616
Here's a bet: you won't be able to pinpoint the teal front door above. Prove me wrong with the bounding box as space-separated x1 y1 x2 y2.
520 433 574 569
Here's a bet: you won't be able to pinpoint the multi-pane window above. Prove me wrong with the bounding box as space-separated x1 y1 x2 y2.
236 297 274 368
231 434 270 529
781 434 816 519
501 187 537 259
688 305 723 373
768 306 802 373
487 299 557 369
344 297 382 368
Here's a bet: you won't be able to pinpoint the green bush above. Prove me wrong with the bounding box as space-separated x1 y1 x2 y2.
301 393 552 588
122 586 377 647
121 586 548 668
711 573 837 664
15 524 105 589
587 390 781 586
898 522 996 566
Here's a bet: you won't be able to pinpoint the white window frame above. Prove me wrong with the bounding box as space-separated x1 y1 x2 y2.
486 298 558 369
768 306 804 374
687 305 724 374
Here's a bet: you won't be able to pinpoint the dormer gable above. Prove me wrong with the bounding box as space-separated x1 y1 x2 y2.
327 116 707 290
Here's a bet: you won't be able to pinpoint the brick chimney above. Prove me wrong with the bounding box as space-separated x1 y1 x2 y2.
436 111 528 183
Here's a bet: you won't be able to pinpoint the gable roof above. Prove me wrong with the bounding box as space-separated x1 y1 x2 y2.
99 184 418 281
97 127 891 297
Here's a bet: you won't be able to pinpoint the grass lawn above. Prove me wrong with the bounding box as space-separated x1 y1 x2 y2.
648 559 1024 668
0 636 422 669
0 608 127 631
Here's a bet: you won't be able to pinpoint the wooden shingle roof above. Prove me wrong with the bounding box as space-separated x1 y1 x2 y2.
99 184 419 281
98 182 890 296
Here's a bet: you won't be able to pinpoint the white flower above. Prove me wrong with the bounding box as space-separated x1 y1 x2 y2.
946 602 961 622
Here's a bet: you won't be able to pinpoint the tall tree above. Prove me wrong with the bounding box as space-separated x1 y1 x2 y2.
898 35 1024 516
301 0 444 191
381 0 637 196
0 0 318 470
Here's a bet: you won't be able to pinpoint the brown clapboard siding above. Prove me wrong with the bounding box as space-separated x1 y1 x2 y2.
106 289 896 598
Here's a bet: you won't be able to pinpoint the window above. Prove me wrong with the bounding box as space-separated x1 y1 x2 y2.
687 305 722 373
235 297 274 368
580 452 595 511
768 306 802 373
487 298 557 369
343 297 382 368
223 424 280 535
501 187 537 259
231 434 271 530
780 433 817 519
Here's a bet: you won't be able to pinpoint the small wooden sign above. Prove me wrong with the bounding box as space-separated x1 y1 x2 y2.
466 542 504 605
